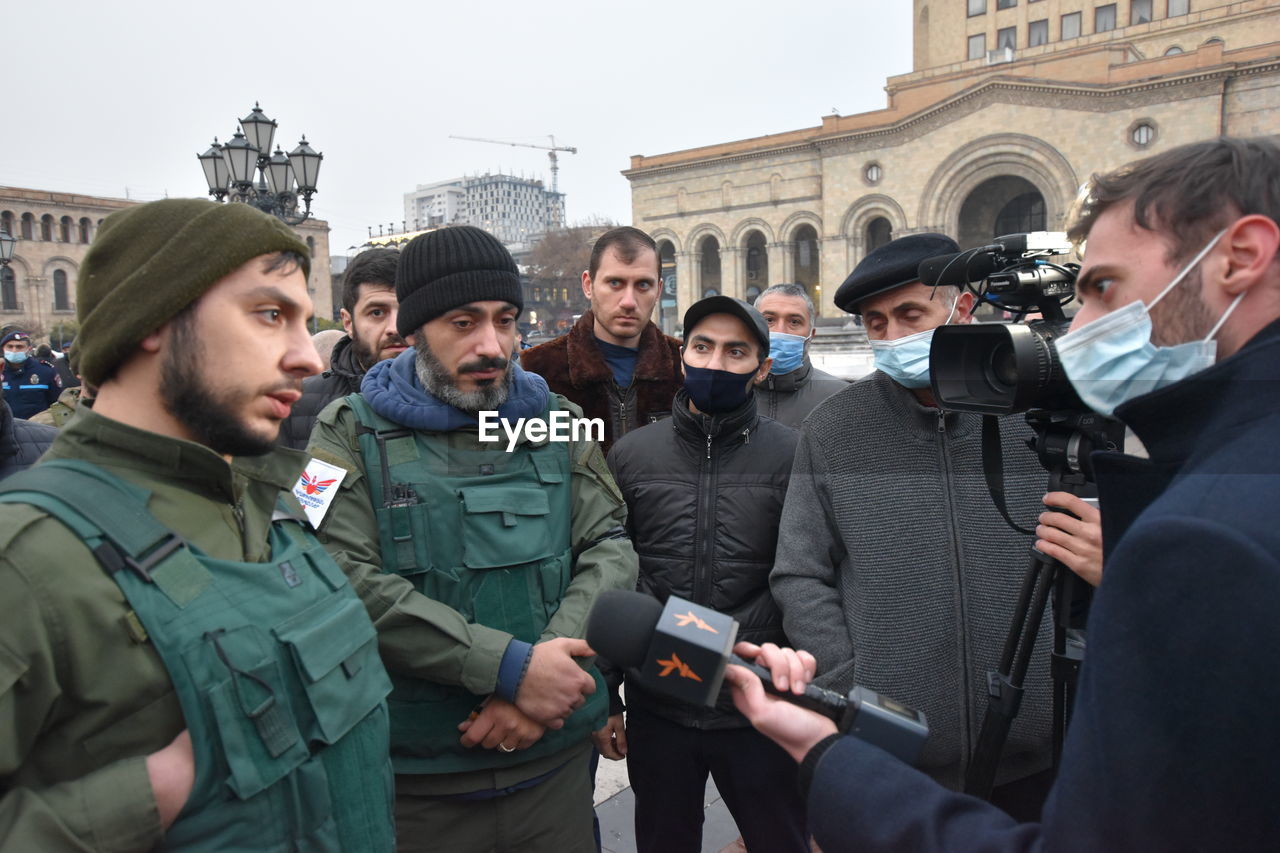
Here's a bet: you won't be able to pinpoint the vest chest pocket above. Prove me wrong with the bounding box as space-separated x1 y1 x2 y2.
458 486 556 569
273 592 392 747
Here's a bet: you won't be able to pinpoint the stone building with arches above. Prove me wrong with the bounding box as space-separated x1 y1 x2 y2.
626 0 1279 329
0 187 333 342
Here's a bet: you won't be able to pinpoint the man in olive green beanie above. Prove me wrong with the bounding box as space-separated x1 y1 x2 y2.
0 198 399 851
74 197 310 387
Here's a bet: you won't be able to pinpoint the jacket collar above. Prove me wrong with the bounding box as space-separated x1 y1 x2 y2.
864 369 974 438
671 386 759 446
565 309 681 388
327 334 366 381
47 405 306 504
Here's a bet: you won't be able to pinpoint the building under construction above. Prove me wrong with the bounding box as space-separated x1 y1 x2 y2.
402 173 565 251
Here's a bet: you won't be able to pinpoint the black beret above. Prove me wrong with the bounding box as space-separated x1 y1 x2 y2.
835 233 960 314
682 295 771 360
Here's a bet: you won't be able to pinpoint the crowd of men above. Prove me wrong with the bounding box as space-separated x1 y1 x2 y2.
0 134 1276 852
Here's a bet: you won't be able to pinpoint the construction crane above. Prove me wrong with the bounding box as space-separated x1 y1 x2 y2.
449 135 577 194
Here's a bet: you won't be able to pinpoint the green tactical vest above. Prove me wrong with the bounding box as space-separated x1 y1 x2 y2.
0 460 395 852
347 394 607 775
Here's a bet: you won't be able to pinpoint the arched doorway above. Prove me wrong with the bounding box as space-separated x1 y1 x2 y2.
957 176 1046 248
657 239 678 333
866 217 893 253
699 236 722 297
792 224 819 296
744 230 768 303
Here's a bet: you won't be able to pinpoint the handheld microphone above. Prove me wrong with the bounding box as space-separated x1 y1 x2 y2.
586 590 929 764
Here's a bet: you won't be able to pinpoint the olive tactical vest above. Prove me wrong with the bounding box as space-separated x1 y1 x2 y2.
347 394 607 775
0 460 395 852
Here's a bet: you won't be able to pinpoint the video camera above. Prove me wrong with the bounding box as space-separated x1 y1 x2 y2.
919 231 1084 415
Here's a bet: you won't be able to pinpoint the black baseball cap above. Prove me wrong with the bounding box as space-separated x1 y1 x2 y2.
682 296 770 360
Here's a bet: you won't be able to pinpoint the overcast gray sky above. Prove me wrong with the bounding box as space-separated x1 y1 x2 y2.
4 0 912 255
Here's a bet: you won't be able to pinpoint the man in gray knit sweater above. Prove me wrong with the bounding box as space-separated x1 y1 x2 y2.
771 233 1062 819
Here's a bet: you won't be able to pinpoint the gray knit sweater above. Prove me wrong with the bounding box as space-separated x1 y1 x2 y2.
771 369 1054 789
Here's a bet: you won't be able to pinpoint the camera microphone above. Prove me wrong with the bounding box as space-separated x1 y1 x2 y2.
586 590 929 764
918 248 1000 288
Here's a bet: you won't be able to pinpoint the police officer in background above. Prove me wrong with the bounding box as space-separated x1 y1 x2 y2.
0 199 395 851
2 330 61 419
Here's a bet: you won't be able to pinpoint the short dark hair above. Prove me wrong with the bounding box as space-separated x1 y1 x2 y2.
588 226 657 279
342 248 400 315
1069 136 1280 265
261 250 309 277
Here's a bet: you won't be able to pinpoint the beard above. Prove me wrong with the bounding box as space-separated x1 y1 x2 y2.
413 338 512 414
1149 267 1216 347
350 327 405 371
159 311 297 456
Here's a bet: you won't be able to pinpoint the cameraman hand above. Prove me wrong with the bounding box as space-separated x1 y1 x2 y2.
724 642 836 764
515 637 597 728
1036 491 1103 587
591 714 628 760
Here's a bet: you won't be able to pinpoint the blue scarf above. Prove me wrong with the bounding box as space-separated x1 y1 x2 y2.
361 348 550 432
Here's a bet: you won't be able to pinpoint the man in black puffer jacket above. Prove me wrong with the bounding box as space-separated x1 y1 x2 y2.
0 397 56 480
279 248 405 449
603 296 807 853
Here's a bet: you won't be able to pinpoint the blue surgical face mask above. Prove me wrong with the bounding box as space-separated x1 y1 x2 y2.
4 350 28 365
683 363 756 414
768 332 808 375
1056 229 1239 416
869 299 957 389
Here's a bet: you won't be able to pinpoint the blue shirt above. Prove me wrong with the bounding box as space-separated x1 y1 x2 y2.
2 359 61 419
596 338 640 389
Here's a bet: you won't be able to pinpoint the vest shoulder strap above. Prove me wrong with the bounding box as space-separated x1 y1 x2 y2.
0 460 193 588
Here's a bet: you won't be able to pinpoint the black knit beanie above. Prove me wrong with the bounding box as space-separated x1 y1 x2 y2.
74 199 310 386
395 226 523 339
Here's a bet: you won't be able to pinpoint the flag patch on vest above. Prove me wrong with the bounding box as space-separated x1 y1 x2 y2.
294 458 347 528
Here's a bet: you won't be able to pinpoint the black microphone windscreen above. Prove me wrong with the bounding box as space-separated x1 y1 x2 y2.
587 590 663 669
918 249 999 288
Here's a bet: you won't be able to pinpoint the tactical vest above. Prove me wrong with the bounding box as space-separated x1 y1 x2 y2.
347 394 607 775
0 460 395 852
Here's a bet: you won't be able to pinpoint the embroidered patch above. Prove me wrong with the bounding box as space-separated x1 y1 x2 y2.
293 458 347 529
278 560 302 588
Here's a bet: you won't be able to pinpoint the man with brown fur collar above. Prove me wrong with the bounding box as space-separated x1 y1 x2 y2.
521 227 683 453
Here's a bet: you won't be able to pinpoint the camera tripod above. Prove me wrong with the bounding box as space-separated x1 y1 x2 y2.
963 409 1123 799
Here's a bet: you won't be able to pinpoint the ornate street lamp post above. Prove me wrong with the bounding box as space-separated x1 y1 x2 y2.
197 103 323 226
0 229 15 267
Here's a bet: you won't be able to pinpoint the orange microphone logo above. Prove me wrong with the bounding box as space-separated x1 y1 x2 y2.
673 611 719 633
656 653 703 682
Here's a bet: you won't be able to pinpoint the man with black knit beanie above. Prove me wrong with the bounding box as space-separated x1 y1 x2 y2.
305 225 638 853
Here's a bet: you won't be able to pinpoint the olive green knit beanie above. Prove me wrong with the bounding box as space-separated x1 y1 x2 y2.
74 198 311 386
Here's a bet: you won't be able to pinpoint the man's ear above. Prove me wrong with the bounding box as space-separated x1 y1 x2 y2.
956 291 977 322
581 270 593 301
340 308 354 336
405 332 417 346
139 328 165 354
754 357 774 384
1219 214 1280 296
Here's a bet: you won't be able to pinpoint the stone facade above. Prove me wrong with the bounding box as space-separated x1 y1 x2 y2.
625 0 1280 328
0 187 334 340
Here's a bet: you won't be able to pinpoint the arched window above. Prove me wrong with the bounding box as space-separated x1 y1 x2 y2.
60 216 73 243
699 236 721 296
41 215 54 241
53 270 70 311
792 224 820 292
0 211 13 238
306 236 316 257
866 217 893 253
1 268 16 311
21 213 34 240
79 218 92 243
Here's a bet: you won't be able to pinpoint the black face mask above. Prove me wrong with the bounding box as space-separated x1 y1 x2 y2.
683 363 755 414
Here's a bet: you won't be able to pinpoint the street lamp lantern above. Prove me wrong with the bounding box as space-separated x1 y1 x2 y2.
196 103 320 226
0 229 15 267
289 136 323 193
197 138 229 199
239 102 277 156
221 130 259 187
265 147 294 196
